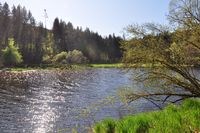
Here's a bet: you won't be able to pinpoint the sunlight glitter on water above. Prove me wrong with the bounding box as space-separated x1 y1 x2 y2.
28 85 63 133
0 69 159 132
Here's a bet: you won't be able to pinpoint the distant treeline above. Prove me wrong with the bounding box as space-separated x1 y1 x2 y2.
0 2 122 65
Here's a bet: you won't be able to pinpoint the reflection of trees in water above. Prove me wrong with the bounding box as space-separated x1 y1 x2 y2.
0 70 92 95
0 71 28 90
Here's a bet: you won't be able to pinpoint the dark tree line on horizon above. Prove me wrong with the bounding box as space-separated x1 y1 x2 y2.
0 2 122 66
52 18 122 63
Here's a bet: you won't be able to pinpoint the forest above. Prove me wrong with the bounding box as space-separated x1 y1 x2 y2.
0 2 122 67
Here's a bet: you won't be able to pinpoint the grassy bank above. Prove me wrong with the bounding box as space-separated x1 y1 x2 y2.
1 64 88 72
0 63 124 72
94 99 200 133
2 63 196 72
89 63 123 68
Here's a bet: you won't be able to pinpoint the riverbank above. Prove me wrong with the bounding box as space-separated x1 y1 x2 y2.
0 63 197 73
94 99 200 133
0 63 124 72
0 64 86 72
0 63 165 72
89 63 123 68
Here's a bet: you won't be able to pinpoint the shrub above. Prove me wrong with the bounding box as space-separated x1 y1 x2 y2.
66 50 88 64
52 50 88 64
52 51 68 64
2 38 23 67
42 55 52 64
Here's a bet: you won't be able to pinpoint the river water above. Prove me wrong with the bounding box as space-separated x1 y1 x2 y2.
0 68 159 133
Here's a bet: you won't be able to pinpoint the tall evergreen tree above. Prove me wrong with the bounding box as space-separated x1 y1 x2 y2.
53 18 62 52
1 2 10 47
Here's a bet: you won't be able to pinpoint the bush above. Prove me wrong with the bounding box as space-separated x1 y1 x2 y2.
52 50 88 64
42 55 52 64
52 51 68 64
66 50 88 64
2 38 23 67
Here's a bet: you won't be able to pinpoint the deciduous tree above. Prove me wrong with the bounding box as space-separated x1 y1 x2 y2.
122 0 200 105
2 38 22 66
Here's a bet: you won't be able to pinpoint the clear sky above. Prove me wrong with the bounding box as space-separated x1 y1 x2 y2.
1 0 170 37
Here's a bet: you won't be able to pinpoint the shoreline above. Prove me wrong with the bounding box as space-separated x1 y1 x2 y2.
0 63 123 72
0 63 199 72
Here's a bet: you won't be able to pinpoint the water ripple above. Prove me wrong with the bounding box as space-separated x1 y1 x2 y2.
0 69 158 133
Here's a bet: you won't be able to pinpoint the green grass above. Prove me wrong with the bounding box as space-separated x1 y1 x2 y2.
2 63 183 71
3 64 87 72
89 63 124 68
3 63 123 72
9 67 43 71
2 63 196 72
94 99 200 133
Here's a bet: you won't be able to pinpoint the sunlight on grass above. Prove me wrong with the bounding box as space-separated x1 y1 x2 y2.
94 99 200 133
89 63 124 68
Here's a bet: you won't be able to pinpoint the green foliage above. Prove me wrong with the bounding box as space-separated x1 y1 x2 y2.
52 50 88 64
0 2 122 66
94 99 200 133
1 38 23 66
121 0 200 102
95 119 116 133
89 63 123 68
51 17 122 63
42 33 54 64
52 51 68 64
115 115 150 133
42 55 52 64
66 50 88 64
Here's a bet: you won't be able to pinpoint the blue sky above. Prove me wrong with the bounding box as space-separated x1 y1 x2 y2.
1 0 170 36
